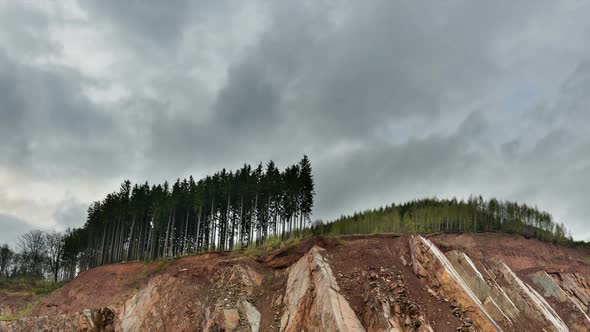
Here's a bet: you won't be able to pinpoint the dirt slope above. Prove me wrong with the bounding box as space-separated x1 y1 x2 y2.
1 233 589 332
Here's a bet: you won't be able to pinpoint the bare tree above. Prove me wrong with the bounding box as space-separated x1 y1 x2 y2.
17 230 47 279
46 232 65 282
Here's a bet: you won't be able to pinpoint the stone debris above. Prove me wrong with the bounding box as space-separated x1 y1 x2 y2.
0 307 115 332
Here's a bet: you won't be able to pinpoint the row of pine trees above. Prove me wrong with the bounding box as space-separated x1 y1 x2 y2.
63 156 314 271
313 196 572 243
3 155 578 282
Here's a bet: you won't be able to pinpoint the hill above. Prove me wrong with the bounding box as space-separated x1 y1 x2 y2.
1 232 589 331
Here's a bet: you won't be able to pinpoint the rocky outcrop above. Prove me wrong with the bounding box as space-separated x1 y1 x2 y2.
530 271 590 330
444 249 572 332
445 250 519 328
486 259 569 332
2 234 589 331
0 307 115 332
120 259 264 332
551 272 590 314
409 236 500 332
336 266 433 332
280 245 365 332
202 260 263 332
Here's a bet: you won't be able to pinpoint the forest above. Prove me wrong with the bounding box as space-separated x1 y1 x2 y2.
312 196 573 244
0 156 315 281
0 155 577 283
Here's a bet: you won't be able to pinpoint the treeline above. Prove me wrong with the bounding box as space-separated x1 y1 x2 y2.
63 156 314 272
0 230 74 282
312 196 573 243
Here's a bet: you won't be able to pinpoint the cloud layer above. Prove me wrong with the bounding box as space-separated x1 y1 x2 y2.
1 0 589 244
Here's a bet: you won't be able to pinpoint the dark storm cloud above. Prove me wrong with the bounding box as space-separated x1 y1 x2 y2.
214 58 282 132
1 1 590 240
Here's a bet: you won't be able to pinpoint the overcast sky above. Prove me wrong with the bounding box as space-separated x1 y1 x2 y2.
1 0 589 245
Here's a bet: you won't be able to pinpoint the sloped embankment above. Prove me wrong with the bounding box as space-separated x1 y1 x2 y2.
1 233 590 331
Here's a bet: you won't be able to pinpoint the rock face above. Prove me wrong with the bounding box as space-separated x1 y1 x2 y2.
0 307 115 332
4 234 590 331
121 259 263 332
409 236 500 332
410 235 575 332
280 245 365 332
530 271 590 331
551 273 590 314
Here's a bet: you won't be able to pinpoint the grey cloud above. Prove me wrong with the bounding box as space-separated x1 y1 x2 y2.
214 58 282 133
0 214 34 247
52 198 88 230
1 1 590 240
0 3 57 58
313 111 488 219
80 0 192 49
0 50 131 178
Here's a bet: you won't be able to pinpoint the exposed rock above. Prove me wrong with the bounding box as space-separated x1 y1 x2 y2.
486 258 569 332
280 245 365 332
440 242 574 332
551 272 590 314
121 259 264 332
0 307 114 332
445 250 518 327
239 299 261 332
362 296 403 332
530 270 590 330
409 236 500 332
3 234 589 331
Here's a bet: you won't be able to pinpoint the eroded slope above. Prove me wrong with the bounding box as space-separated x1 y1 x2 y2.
1 233 589 332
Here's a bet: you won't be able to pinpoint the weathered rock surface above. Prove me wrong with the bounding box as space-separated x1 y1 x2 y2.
530 270 590 331
409 236 500 332
0 307 115 332
352 267 433 332
445 250 519 328
551 272 590 314
280 245 365 332
444 248 572 332
120 259 264 332
3 234 590 331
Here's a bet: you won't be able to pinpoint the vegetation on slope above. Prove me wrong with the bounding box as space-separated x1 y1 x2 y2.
0 155 580 287
0 156 315 282
311 196 574 244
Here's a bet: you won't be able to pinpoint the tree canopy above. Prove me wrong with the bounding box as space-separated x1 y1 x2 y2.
59 156 315 272
313 196 573 244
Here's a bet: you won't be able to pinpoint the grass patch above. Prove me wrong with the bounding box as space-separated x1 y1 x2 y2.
241 236 305 258
0 279 64 296
33 282 65 295
0 302 36 321
148 259 174 276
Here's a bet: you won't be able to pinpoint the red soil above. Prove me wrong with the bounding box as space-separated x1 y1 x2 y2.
15 232 590 331
429 232 590 275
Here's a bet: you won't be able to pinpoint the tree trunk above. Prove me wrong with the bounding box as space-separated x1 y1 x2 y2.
195 206 202 252
127 214 136 261
209 198 215 251
225 193 231 251
163 209 173 258
183 210 189 255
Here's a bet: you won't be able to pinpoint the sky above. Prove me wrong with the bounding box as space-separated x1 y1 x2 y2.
1 0 589 245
